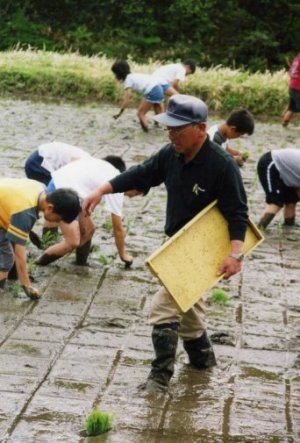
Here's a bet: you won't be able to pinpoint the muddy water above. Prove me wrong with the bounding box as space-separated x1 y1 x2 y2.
0 98 299 442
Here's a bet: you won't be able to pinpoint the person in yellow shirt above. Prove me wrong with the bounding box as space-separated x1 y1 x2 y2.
0 178 81 299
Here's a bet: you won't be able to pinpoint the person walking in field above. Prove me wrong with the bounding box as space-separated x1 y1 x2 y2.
257 148 300 229
282 53 300 127
152 60 196 96
0 178 80 299
208 109 255 167
111 59 165 132
82 94 248 394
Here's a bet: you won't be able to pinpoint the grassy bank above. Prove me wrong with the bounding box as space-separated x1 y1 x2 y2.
0 49 289 116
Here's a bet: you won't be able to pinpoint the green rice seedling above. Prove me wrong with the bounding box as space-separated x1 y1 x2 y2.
241 151 250 161
209 288 231 306
98 255 109 266
85 409 112 436
11 282 21 298
102 218 113 232
42 230 59 248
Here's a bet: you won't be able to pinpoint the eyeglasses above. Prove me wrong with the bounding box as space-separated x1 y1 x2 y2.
164 124 192 135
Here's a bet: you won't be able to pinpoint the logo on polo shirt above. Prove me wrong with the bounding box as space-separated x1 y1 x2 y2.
192 183 205 195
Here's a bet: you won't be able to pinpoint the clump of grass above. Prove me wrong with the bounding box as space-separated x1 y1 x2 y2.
11 282 21 298
102 218 113 232
241 151 250 161
98 255 109 266
209 288 231 306
85 409 112 436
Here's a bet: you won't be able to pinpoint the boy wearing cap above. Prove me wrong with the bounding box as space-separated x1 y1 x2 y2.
83 94 248 393
0 178 81 300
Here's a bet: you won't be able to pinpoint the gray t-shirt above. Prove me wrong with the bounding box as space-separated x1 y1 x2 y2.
272 148 300 187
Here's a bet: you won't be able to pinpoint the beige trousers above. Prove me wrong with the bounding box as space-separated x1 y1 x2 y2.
149 286 207 340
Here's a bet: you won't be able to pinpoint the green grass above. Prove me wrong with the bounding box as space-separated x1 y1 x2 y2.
0 48 289 116
209 288 231 306
85 409 112 436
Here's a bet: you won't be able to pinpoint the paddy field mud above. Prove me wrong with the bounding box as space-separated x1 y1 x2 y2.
0 99 299 442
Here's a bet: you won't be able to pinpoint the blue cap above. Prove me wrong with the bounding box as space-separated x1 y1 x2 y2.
153 94 208 127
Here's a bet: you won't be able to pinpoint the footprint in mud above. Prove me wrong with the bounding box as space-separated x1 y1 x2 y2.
210 331 235 346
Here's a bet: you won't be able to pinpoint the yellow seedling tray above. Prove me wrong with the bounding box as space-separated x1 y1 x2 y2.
146 200 264 313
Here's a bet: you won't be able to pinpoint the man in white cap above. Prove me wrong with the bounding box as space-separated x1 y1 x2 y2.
82 94 248 393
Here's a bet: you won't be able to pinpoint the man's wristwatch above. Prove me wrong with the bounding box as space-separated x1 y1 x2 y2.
229 253 244 262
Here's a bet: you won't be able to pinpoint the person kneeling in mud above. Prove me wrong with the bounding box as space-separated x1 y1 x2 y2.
257 148 300 230
0 178 80 299
35 156 143 268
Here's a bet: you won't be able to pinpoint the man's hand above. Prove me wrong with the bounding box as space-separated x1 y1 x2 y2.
22 285 41 300
82 189 103 216
120 254 133 269
218 256 242 280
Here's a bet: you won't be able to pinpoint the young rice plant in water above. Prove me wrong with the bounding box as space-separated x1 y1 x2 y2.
85 409 112 436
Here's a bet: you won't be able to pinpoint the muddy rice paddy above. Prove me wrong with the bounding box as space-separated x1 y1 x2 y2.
0 99 299 442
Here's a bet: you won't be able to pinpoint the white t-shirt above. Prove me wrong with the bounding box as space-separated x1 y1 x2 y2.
38 141 91 173
124 73 158 94
52 158 124 216
272 148 300 188
207 124 228 150
152 63 186 84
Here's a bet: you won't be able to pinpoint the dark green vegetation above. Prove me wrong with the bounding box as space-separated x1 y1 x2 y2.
1 0 299 72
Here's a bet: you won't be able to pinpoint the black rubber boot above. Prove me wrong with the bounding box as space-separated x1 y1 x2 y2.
145 322 179 393
0 278 6 289
257 212 275 230
42 227 59 248
75 240 91 266
283 216 295 226
35 253 62 266
7 262 18 280
183 330 217 369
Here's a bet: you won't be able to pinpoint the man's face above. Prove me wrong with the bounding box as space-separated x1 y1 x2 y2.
43 204 62 223
166 123 206 157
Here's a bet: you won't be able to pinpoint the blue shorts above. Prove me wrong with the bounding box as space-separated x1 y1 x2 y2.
25 151 52 185
46 179 56 193
144 85 164 103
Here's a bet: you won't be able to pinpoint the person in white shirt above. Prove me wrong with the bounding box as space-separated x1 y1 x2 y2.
257 148 300 229
35 156 142 268
111 60 165 132
152 60 196 96
24 141 91 247
25 141 91 185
